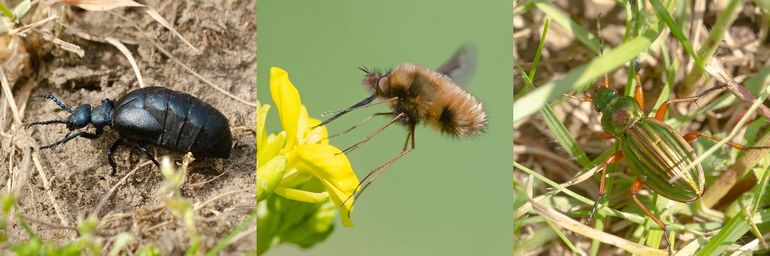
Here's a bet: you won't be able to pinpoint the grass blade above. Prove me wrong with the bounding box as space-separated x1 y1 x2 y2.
534 3 601 55
514 25 663 122
695 211 748 256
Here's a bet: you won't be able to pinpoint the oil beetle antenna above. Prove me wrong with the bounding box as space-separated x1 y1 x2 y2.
38 94 72 113
26 94 73 128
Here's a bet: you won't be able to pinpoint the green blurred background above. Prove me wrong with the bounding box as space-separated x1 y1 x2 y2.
258 1 512 255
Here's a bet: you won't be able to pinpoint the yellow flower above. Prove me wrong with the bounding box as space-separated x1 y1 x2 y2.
257 67 360 227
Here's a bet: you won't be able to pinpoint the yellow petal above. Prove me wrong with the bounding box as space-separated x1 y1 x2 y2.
258 132 285 167
288 144 360 227
297 105 309 144
274 188 329 203
305 118 329 145
270 67 301 149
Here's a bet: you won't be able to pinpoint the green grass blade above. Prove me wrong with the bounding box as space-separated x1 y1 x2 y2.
682 0 745 91
515 16 550 99
648 0 703 72
534 3 601 55
750 152 770 214
529 17 549 79
543 218 586 256
0 3 14 20
695 211 748 256
514 25 663 122
540 105 591 166
206 210 257 256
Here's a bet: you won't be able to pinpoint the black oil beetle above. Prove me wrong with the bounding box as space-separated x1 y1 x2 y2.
28 86 233 175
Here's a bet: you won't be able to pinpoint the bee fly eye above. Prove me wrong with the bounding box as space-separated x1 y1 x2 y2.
377 76 389 92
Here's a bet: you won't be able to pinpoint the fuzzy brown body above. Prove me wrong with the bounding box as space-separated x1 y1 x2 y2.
366 63 486 137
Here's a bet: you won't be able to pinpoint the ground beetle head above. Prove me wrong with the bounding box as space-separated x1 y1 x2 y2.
591 87 618 113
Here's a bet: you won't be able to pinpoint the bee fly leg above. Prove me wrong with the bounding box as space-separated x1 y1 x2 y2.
585 151 623 225
326 112 392 140
342 123 416 209
631 178 673 255
339 112 405 154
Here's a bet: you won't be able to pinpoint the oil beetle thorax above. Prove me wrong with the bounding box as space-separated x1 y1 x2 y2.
29 86 233 176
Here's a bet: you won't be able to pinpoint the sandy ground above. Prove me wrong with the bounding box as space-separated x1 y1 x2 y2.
1 0 255 254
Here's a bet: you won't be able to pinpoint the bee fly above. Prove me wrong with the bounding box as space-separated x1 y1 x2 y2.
318 44 487 206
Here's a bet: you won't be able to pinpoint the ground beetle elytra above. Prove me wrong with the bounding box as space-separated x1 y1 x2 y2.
28 86 233 175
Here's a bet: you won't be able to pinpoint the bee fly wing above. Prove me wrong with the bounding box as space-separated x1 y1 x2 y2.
436 43 477 86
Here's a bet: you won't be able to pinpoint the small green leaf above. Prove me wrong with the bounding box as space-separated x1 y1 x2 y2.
257 155 287 202
12 0 30 20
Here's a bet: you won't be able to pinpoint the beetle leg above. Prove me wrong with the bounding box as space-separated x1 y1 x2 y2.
135 143 160 167
596 132 614 140
633 77 644 107
340 112 405 154
586 151 623 225
682 131 770 150
631 178 673 255
108 139 123 176
654 85 729 121
326 112 392 140
40 129 102 149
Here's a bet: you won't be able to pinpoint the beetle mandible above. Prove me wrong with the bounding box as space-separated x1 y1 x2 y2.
28 86 233 175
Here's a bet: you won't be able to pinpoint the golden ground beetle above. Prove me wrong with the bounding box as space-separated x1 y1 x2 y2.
574 74 770 255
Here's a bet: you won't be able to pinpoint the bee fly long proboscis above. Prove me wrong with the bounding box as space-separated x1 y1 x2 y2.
319 44 488 210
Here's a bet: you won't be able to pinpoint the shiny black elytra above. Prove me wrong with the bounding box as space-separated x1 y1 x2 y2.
28 86 233 175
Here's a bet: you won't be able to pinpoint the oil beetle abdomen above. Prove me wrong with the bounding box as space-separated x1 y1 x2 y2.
112 87 232 158
29 86 233 176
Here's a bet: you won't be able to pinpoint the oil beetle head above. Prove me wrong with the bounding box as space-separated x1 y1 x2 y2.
67 104 91 130
27 94 114 149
